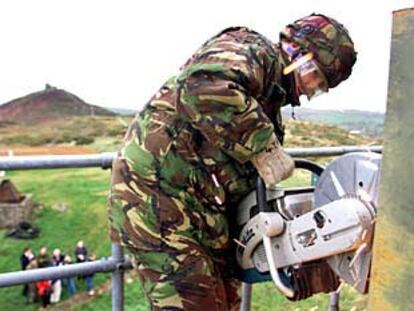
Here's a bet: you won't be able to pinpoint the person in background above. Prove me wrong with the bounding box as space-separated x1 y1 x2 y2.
50 248 64 303
25 258 38 304
84 253 96 296
36 279 52 309
20 247 34 297
37 246 52 268
36 246 53 308
74 240 88 263
63 254 77 296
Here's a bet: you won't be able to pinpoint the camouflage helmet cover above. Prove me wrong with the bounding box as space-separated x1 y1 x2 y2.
280 13 357 88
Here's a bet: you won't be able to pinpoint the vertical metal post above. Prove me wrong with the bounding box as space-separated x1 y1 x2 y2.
240 283 252 311
367 7 414 310
239 177 267 311
112 243 125 311
328 292 340 311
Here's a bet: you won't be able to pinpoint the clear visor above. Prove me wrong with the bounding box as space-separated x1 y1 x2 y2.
283 52 329 100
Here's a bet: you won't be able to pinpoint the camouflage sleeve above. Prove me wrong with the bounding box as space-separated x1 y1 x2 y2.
176 39 278 164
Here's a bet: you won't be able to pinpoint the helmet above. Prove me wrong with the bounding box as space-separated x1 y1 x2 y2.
280 13 357 88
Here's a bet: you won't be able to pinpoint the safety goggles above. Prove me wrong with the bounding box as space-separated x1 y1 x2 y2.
283 50 329 100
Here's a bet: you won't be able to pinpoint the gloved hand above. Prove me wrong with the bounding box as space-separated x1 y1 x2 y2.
251 135 294 188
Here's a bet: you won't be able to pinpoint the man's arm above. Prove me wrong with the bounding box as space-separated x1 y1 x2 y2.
176 34 293 186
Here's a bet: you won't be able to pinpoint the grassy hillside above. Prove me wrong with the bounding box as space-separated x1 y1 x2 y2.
282 107 384 136
0 116 380 152
0 168 112 310
0 116 133 151
283 119 380 147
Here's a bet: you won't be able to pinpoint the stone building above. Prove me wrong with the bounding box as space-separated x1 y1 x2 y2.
0 179 33 228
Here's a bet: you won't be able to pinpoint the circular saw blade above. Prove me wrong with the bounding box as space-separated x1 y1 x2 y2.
314 152 381 208
313 152 382 294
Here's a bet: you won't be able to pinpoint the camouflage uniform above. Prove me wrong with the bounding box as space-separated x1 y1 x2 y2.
109 15 356 311
109 26 290 310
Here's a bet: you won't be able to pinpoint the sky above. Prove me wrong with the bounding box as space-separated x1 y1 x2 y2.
0 0 413 113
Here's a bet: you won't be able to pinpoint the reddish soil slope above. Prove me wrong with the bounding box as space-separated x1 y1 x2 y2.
0 85 115 124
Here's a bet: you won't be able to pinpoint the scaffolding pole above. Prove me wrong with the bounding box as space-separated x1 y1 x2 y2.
0 146 382 171
0 255 132 288
0 152 115 170
112 243 125 311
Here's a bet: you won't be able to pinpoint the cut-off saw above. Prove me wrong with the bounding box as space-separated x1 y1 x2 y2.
235 152 381 300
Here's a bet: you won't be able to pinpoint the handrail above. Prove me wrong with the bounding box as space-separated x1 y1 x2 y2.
0 146 382 171
0 255 132 288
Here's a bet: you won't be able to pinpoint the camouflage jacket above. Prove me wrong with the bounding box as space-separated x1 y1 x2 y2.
111 27 294 243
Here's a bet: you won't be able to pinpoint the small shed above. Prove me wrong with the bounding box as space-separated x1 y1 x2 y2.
0 179 34 228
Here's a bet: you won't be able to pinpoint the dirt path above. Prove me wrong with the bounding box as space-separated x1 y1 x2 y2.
48 272 136 311
48 280 111 311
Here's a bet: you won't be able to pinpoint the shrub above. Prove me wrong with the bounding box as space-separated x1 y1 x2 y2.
74 136 94 145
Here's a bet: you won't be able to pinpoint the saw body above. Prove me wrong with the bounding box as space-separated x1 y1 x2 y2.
235 152 381 300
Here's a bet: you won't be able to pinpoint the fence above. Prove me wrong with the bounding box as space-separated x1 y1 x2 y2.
0 145 382 311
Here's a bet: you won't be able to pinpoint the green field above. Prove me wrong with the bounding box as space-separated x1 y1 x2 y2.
0 168 113 310
0 168 368 310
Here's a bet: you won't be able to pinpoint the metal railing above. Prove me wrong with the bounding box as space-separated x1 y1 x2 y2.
0 146 382 171
0 145 382 311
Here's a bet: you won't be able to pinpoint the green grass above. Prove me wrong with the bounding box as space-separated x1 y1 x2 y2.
0 168 112 310
252 282 366 311
72 278 150 311
0 166 368 310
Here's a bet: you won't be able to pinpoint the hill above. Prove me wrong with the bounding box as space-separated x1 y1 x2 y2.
0 85 116 125
106 107 136 116
0 116 381 154
282 107 384 136
283 119 381 147
0 116 131 149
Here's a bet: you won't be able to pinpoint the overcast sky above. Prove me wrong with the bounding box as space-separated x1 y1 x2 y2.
0 0 413 113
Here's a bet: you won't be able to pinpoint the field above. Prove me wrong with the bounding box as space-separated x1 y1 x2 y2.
0 116 379 310
0 168 112 310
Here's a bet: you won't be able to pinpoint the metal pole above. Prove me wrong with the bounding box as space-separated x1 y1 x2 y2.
112 243 125 311
367 8 414 310
240 283 252 311
238 178 265 311
0 257 132 288
0 152 115 170
328 292 340 311
285 145 382 157
0 146 382 171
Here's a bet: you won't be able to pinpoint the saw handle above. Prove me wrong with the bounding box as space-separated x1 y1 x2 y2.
255 159 325 299
256 177 271 212
294 159 325 176
255 159 324 213
255 177 295 298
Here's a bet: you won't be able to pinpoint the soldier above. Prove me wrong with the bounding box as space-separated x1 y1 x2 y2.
109 13 357 310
